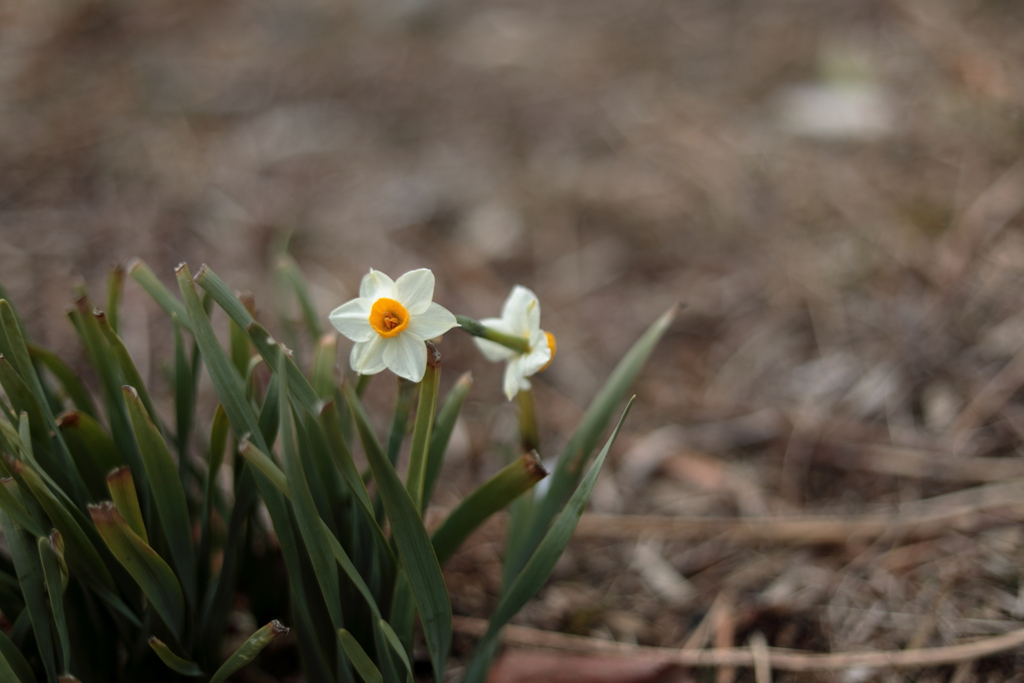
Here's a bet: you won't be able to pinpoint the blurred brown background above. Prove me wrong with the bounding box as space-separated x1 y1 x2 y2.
5 0 1024 679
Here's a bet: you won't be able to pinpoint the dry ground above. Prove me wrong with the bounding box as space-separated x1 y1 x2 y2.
5 0 1024 681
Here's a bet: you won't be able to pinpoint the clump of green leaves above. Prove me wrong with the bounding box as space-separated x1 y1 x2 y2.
0 258 672 682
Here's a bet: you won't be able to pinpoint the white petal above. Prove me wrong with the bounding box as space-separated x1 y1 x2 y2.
359 269 395 300
394 269 435 315
473 337 517 363
501 285 539 336
407 302 458 340
517 328 551 376
502 357 529 400
520 344 552 377
480 317 516 335
350 337 388 375
525 298 541 335
472 316 522 361
328 298 375 342
383 333 427 382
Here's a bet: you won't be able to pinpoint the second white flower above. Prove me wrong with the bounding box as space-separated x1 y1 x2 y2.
473 285 556 400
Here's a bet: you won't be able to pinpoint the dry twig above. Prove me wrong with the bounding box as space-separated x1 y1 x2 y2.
749 631 772 683
571 478 1024 545
452 616 1024 672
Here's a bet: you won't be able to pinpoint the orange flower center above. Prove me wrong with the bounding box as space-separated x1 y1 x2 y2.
369 298 410 338
539 332 556 371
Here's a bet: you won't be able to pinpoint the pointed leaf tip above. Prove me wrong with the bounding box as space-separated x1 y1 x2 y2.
525 450 548 479
106 465 131 482
209 620 291 683
55 411 79 428
88 501 118 525
148 637 205 677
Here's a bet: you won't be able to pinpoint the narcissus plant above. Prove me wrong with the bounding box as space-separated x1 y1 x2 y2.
0 256 673 683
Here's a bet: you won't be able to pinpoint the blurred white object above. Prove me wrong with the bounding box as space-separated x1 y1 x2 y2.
459 202 524 259
631 539 695 607
776 83 894 141
452 9 548 69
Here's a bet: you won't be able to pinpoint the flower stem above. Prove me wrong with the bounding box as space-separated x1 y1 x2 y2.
517 388 540 454
378 376 417 523
387 378 418 467
455 315 531 355
355 373 372 397
406 343 441 512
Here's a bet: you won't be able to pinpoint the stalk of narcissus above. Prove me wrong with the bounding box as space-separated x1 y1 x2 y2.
518 388 540 454
405 342 441 512
455 316 557 365
455 315 531 355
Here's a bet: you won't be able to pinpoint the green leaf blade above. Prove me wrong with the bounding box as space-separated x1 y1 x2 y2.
0 638 30 683
127 260 191 333
276 346 344 630
106 467 148 544
346 384 451 682
406 353 440 511
277 255 323 340
237 439 289 498
57 410 123 501
423 371 472 514
89 502 184 638
464 398 635 682
432 451 547 565
172 314 195 471
98 313 162 437
0 500 61 682
209 620 289 683
176 263 334 677
13 462 117 594
122 386 196 607
337 629 382 683
148 637 204 676
0 628 34 683
508 307 675 582
27 342 99 419
105 264 126 335
38 537 71 673
194 263 321 413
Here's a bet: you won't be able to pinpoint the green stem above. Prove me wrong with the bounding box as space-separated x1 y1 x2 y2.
105 264 125 335
517 388 540 454
377 376 418 524
387 378 418 467
406 343 441 513
456 315 531 355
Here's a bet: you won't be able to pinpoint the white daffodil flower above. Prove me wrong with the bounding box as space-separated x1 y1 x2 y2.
473 285 556 400
329 268 458 382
